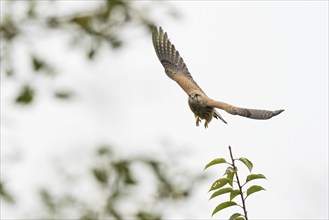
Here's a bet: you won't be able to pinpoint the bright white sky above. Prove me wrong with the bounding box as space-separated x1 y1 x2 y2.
1 1 328 219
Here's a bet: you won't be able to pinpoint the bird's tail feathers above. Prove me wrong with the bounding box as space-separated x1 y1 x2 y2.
213 110 227 124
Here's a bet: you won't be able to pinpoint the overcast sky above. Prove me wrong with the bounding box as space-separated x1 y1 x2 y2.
1 1 328 219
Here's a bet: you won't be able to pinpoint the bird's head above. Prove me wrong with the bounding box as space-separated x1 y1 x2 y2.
188 90 203 101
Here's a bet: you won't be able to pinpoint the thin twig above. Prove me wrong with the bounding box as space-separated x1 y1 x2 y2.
228 146 248 220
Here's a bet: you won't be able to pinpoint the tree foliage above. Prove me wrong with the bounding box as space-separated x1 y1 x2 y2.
0 1 201 219
32 146 201 219
0 0 178 103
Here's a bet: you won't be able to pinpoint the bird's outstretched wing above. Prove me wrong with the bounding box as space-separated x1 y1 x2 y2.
207 99 284 120
152 27 205 95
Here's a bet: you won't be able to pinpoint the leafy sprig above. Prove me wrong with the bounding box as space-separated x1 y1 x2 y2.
204 146 266 219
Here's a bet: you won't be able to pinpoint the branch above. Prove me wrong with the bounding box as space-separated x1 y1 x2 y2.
228 146 248 220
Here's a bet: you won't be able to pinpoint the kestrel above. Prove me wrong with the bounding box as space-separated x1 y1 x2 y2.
152 27 284 128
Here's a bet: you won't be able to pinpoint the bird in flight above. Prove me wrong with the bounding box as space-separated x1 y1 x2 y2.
152 27 284 128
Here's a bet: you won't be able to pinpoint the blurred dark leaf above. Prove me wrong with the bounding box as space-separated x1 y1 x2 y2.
32 56 45 71
80 210 99 220
46 17 60 28
5 68 14 77
92 168 108 184
0 16 19 40
27 0 37 18
105 199 123 220
145 160 173 197
31 55 55 75
136 211 161 220
142 159 194 200
113 161 136 185
54 90 73 99
71 16 92 29
0 182 15 204
88 48 96 59
15 85 34 104
97 146 113 157
108 36 122 49
39 189 56 213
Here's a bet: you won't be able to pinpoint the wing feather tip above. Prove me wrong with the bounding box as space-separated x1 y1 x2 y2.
273 109 284 116
152 26 158 46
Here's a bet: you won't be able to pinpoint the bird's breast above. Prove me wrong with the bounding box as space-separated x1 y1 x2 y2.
188 99 214 120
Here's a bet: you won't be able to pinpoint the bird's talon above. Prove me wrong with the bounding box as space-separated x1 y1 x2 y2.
196 117 201 126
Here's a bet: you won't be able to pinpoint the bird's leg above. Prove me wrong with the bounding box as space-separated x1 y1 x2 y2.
195 116 201 127
204 121 208 128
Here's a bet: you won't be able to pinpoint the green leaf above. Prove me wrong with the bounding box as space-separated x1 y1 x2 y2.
230 189 240 201
246 185 266 198
211 201 237 217
224 166 235 175
15 85 34 104
227 173 234 187
225 167 236 187
209 187 233 200
238 157 253 172
229 213 245 220
208 178 231 191
204 158 227 170
246 174 266 184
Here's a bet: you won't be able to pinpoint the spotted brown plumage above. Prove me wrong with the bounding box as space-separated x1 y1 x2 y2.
152 27 284 128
